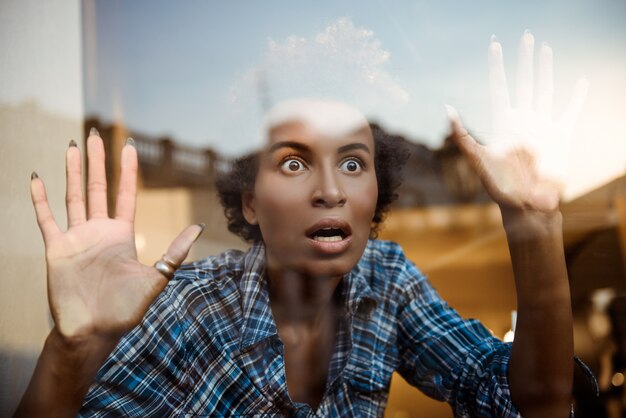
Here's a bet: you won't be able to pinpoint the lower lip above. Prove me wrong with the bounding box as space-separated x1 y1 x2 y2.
307 235 352 255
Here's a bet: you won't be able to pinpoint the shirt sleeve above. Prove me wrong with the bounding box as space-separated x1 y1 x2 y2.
396 271 521 418
78 285 189 417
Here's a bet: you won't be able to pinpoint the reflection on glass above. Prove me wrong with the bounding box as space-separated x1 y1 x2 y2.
77 4 625 417
5 2 626 417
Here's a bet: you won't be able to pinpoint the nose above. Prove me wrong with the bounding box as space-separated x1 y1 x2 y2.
311 166 346 208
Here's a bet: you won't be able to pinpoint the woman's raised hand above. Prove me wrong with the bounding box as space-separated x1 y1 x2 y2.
447 32 588 214
445 34 583 417
30 129 203 342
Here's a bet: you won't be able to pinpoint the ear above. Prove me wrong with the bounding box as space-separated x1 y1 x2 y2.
242 191 258 225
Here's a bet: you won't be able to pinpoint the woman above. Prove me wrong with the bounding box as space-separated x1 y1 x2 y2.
17 34 583 417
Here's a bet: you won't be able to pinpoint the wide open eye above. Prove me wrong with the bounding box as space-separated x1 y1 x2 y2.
280 158 306 173
339 158 363 173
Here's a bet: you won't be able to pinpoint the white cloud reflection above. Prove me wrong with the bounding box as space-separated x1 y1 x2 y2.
222 18 409 155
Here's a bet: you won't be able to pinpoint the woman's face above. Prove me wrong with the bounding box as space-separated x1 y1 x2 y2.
243 100 378 279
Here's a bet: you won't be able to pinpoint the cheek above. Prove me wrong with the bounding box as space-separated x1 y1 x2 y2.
253 178 305 228
348 177 378 225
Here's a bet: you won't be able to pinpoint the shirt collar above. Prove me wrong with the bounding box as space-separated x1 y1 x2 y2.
342 250 380 320
236 240 380 351
238 241 278 351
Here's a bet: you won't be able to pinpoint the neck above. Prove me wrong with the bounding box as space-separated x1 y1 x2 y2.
266 267 343 326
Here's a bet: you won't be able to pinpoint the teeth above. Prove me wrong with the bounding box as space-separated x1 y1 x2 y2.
314 235 342 242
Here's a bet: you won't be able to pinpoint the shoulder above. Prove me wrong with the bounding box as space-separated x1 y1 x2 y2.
362 239 410 265
358 240 440 304
359 240 424 285
152 248 250 326
175 247 249 280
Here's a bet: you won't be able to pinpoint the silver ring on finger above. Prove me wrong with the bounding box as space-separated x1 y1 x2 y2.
153 254 178 280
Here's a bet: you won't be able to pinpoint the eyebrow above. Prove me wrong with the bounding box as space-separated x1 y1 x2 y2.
268 141 309 153
337 143 371 154
267 141 371 154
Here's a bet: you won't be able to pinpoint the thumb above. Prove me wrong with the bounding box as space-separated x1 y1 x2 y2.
161 223 205 268
445 104 481 161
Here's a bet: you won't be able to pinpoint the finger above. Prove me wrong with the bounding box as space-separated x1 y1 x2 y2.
30 173 62 243
536 42 554 120
114 138 138 223
445 105 482 162
516 31 534 110
488 35 511 117
560 77 589 132
162 224 206 267
66 140 86 227
87 129 109 219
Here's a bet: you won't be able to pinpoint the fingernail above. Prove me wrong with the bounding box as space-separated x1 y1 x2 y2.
490 34 498 43
31 171 39 180
69 139 77 148
89 127 99 137
523 30 534 44
193 223 206 242
125 137 135 147
444 104 460 122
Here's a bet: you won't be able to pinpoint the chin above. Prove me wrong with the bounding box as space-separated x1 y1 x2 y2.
301 254 361 279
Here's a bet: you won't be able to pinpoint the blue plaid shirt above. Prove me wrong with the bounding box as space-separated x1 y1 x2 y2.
79 240 521 417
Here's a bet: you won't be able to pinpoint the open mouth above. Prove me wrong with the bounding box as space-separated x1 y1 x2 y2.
309 227 347 242
306 219 351 243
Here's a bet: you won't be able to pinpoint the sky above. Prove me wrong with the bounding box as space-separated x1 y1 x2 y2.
82 0 626 198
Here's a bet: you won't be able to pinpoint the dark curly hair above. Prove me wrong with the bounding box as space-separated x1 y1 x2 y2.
216 123 409 242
